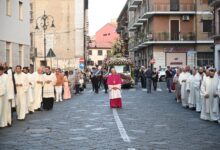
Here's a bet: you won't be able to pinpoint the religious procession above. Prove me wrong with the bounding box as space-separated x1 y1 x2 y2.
0 63 88 128
134 65 220 124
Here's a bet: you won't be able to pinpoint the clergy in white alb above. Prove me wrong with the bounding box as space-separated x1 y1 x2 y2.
22 67 34 114
32 67 44 111
3 68 15 126
179 66 191 107
200 68 219 121
14 66 28 120
186 69 196 109
0 66 8 127
27 71 34 113
193 67 204 112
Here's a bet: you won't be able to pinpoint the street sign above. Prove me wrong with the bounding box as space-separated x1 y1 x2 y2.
47 48 56 57
79 63 84 69
79 57 85 62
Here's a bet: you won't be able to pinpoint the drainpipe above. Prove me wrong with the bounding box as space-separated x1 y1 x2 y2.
194 0 198 67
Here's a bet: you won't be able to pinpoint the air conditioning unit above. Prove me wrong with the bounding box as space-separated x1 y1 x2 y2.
182 15 190 21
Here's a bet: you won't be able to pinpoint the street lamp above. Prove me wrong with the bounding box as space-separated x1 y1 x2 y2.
35 10 55 66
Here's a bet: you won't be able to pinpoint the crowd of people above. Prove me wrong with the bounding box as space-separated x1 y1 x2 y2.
134 65 220 123
0 62 87 128
173 66 220 123
1 61 220 128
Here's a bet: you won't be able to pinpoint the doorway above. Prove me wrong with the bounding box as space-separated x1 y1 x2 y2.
170 20 179 40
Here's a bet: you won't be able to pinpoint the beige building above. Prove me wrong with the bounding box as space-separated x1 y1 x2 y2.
118 0 214 68
30 0 88 69
87 48 111 66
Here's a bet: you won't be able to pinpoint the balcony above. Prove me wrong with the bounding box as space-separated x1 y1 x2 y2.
130 0 142 6
140 3 195 19
128 5 138 11
128 32 197 51
209 0 220 6
149 32 196 41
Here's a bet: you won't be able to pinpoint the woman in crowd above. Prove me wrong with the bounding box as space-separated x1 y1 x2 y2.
63 71 71 100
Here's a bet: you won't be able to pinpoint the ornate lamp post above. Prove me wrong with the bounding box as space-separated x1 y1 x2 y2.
35 11 55 66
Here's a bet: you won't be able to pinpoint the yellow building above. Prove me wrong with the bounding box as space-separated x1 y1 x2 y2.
30 0 88 70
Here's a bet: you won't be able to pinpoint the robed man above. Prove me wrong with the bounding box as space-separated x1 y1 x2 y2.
14 65 28 120
200 68 220 122
179 66 191 107
42 66 56 110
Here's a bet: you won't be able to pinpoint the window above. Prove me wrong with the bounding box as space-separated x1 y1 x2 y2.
30 33 34 47
30 3 33 22
6 42 11 66
88 50 92 55
19 1 23 20
19 44 23 65
6 0 12 16
98 50 102 56
197 52 214 66
98 60 102 66
203 20 212 32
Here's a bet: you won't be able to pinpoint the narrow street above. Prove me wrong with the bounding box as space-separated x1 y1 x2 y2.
1 83 220 150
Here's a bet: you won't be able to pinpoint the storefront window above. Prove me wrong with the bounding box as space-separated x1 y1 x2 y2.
197 52 214 67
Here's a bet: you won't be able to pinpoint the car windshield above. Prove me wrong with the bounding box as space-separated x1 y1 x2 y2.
114 65 130 73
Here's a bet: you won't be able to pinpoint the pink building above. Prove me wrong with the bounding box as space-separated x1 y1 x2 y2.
88 22 119 66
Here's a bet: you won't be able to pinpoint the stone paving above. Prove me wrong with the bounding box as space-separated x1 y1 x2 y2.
0 83 220 150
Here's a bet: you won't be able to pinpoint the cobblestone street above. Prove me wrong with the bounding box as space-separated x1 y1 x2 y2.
0 84 220 150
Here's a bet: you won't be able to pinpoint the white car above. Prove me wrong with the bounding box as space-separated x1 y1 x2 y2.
158 67 166 82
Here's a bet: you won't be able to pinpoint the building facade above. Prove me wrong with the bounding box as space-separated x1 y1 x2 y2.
88 22 119 67
0 0 30 67
118 0 214 68
209 0 220 70
30 0 88 69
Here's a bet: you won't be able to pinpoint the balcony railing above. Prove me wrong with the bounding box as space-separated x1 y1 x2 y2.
128 32 196 50
130 0 142 6
149 3 195 12
151 32 196 41
208 0 220 5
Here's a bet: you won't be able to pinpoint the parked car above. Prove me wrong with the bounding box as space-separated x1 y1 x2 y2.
158 67 166 82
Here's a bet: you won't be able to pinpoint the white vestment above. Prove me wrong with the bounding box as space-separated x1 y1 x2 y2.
27 73 35 112
32 72 44 110
14 72 28 120
194 73 203 112
200 76 220 121
0 74 8 127
4 70 15 126
179 72 191 107
43 73 56 98
108 84 122 100
187 75 196 108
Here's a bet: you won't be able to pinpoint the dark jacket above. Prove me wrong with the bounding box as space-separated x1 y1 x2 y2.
145 69 153 79
152 71 158 82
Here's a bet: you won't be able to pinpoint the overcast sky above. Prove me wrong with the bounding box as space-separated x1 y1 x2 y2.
89 0 127 36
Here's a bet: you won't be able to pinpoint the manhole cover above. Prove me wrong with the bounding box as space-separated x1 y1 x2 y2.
25 128 51 134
